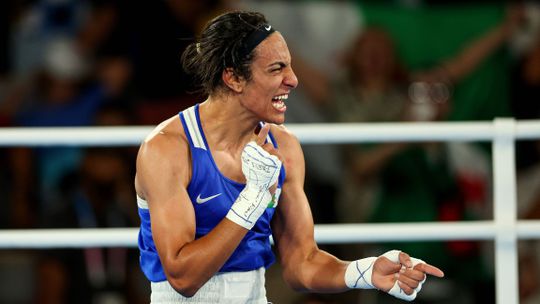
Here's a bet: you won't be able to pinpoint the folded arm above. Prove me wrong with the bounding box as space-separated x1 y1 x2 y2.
135 121 248 297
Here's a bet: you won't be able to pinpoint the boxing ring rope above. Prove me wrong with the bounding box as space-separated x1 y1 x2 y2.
2 117 540 304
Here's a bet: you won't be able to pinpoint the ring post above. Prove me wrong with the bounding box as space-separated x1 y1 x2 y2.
493 118 519 304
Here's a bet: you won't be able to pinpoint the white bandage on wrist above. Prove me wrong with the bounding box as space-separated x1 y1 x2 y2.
345 250 427 302
344 257 378 289
226 187 273 230
226 141 281 230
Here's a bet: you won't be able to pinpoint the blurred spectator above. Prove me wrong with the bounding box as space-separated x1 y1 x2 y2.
512 17 540 172
10 34 132 225
510 4 540 304
518 241 540 304
33 105 142 304
36 146 141 304
0 1 229 303
124 0 232 124
0 0 14 98
294 4 521 221
293 4 523 303
1 31 35 228
11 0 91 80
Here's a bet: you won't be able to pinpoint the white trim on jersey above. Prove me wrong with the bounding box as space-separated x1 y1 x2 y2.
184 107 207 150
266 134 273 146
137 195 149 209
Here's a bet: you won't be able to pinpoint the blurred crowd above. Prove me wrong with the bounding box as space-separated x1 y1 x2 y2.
1 0 540 303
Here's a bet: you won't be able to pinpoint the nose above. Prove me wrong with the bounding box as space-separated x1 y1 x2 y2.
284 66 298 89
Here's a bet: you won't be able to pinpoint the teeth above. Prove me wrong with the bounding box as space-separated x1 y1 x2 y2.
271 94 288 111
272 101 285 109
272 94 288 101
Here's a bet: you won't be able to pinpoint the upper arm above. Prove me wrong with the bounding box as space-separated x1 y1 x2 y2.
270 126 350 292
270 126 318 271
135 123 196 275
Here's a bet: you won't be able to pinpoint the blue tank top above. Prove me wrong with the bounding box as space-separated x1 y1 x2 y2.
138 104 285 282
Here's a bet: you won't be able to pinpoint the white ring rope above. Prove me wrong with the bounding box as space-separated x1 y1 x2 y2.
1 119 540 146
0 221 539 249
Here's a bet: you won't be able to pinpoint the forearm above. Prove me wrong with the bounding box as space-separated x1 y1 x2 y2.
163 219 247 296
442 22 513 82
284 248 350 293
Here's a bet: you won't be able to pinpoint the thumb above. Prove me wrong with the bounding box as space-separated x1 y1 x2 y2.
377 256 402 275
254 123 270 146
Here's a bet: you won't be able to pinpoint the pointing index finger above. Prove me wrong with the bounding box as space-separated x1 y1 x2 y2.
414 263 445 278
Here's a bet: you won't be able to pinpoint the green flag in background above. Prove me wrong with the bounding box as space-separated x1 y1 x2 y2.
356 3 510 121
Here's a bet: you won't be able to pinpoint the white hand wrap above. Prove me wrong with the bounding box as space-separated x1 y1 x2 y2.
226 141 281 230
344 256 378 289
345 250 427 302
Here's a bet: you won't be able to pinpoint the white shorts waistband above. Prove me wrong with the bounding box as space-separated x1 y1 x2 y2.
150 268 267 304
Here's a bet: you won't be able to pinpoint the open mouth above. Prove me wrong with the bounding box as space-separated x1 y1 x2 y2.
271 94 288 111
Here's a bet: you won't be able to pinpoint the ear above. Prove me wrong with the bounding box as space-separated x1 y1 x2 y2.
222 68 245 93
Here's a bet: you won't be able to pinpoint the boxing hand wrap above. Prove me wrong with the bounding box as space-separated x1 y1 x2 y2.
344 256 378 290
345 250 427 302
226 141 281 230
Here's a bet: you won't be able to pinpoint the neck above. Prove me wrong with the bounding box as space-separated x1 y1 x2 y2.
199 95 260 152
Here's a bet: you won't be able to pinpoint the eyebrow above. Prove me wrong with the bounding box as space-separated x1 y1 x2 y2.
268 61 287 69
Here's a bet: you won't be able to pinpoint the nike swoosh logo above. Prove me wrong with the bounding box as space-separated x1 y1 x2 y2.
196 193 222 204
264 25 272 31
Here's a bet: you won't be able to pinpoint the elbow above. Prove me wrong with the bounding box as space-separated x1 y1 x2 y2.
168 277 203 298
288 281 308 293
162 253 205 297
282 268 309 292
281 249 320 293
285 278 309 293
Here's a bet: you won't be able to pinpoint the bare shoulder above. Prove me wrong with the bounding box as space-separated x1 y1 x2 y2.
268 124 305 176
138 115 189 162
136 115 191 198
268 124 301 152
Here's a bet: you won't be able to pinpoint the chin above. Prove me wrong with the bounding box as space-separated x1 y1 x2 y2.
267 114 286 125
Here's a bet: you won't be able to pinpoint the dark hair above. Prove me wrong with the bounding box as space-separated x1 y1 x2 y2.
181 11 270 96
